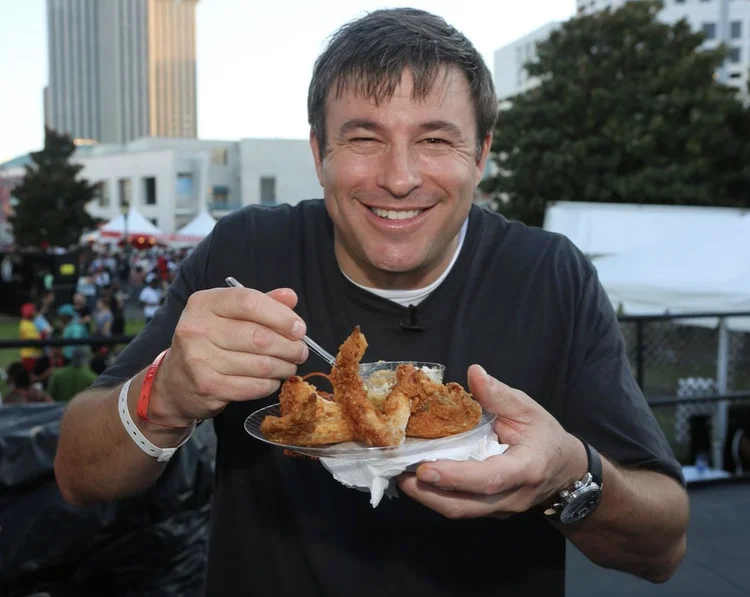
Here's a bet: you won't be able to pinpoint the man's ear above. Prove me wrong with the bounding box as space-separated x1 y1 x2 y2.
309 130 324 186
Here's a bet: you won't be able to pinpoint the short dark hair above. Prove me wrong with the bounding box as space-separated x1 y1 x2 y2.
307 8 498 158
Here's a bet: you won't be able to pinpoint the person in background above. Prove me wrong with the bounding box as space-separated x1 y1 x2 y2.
139 274 163 325
48 348 97 403
58 304 89 362
34 296 55 342
18 303 42 372
32 340 70 390
93 297 114 337
72 292 93 333
3 362 53 404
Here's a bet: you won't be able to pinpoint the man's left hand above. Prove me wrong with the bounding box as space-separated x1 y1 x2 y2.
397 365 588 520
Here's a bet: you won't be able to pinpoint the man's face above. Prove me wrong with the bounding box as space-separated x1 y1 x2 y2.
311 66 491 288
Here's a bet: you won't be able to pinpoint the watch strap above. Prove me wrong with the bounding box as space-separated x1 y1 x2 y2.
572 434 603 487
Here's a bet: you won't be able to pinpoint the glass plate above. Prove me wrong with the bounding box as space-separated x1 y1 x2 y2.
244 403 496 460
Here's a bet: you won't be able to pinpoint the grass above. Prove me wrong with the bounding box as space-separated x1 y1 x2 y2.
0 317 145 394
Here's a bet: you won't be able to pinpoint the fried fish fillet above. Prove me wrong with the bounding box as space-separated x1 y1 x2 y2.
329 327 410 447
260 376 354 446
392 364 483 439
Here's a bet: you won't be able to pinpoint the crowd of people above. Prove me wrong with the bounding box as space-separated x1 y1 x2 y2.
2 245 189 404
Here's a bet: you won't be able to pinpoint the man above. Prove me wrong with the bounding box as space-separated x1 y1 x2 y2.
47 347 97 403
139 273 163 325
58 304 89 362
55 9 688 597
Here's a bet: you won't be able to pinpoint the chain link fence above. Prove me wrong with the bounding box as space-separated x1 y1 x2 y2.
619 313 750 474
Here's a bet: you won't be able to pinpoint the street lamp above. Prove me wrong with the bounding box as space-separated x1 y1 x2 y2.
120 199 130 259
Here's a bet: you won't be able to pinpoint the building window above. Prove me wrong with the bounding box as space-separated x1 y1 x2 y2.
118 178 131 207
702 23 716 39
211 147 228 165
149 218 158 227
730 21 742 39
143 177 157 205
176 172 193 198
212 185 230 206
729 46 741 62
674 0 685 4
95 181 109 207
260 177 277 206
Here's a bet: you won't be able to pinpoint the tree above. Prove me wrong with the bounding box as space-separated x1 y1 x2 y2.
482 0 750 227
10 127 98 248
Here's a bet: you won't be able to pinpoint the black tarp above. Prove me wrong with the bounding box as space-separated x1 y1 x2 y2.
0 402 216 597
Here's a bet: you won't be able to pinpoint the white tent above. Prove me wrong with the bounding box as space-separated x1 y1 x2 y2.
544 201 750 258
98 207 164 241
169 211 216 246
593 230 750 330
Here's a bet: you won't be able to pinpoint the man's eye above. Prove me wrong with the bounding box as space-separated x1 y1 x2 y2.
351 137 377 143
423 138 449 145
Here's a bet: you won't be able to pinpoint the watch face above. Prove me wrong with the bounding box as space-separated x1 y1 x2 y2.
560 487 601 524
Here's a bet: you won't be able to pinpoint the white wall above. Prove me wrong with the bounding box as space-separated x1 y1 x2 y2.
238 139 321 207
76 149 179 233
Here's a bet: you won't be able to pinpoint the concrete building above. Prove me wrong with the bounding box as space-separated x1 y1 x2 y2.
74 137 321 234
493 22 562 101
45 0 198 145
494 0 750 99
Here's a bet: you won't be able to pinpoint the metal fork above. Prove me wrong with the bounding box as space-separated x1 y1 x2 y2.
224 276 337 367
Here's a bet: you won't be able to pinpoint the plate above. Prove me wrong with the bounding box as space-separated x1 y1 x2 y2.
244 404 496 461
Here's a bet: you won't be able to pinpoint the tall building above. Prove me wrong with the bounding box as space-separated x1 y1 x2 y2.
494 0 750 99
45 0 198 145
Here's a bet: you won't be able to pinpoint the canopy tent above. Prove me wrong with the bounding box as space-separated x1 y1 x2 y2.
543 201 750 258
168 211 216 246
593 229 750 330
98 208 165 241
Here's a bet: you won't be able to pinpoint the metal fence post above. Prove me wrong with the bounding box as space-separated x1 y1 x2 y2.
635 320 645 390
712 317 730 471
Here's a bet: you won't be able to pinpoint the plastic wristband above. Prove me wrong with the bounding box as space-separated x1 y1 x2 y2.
118 377 195 462
137 349 194 429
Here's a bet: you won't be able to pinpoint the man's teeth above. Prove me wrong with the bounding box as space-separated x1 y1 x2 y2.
370 208 424 220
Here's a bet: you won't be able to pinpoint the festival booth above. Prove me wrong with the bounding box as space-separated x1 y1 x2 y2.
93 208 166 250
168 211 216 247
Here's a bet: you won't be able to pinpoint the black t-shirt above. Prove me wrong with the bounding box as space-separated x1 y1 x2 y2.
93 200 682 597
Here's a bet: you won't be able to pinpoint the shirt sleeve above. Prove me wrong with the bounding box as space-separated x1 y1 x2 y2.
560 266 685 486
91 233 214 388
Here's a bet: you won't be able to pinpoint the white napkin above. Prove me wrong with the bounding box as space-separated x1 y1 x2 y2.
320 428 508 508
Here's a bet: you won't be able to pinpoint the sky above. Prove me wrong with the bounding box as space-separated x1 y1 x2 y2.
0 0 574 163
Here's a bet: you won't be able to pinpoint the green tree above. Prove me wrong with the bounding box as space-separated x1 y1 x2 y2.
10 127 98 248
482 0 750 226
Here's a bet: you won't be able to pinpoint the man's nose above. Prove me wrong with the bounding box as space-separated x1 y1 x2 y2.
376 143 423 198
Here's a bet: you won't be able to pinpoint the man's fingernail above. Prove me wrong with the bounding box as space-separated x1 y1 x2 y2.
292 320 306 339
420 468 441 483
476 364 489 382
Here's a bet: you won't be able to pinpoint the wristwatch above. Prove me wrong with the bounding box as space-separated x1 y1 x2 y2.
542 435 603 524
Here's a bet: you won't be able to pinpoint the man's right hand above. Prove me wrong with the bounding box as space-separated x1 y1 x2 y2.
146 286 309 426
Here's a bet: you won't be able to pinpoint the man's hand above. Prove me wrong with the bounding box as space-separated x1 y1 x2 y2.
397 365 587 519
146 286 309 426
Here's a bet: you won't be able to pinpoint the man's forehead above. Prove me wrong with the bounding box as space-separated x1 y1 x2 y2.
327 65 470 112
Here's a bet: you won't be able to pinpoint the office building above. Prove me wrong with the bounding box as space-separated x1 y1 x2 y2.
494 0 750 99
45 0 199 145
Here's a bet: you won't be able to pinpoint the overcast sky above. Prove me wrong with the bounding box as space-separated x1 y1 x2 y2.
0 0 574 162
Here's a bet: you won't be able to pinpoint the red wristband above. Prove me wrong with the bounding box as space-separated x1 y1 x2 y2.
137 349 193 428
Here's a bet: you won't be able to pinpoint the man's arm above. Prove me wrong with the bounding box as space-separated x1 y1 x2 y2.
551 441 688 583
55 368 192 504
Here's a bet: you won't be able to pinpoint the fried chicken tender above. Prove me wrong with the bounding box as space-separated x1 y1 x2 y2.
392 364 482 439
329 327 411 447
259 376 354 446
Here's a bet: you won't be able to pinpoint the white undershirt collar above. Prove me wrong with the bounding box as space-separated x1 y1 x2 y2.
341 217 469 307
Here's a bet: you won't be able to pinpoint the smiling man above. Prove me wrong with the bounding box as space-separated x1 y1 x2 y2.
55 8 689 597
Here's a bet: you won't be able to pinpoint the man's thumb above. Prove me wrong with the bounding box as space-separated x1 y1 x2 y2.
467 364 528 416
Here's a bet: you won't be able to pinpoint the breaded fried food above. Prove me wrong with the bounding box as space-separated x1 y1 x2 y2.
259 376 354 446
329 327 410 447
393 364 482 439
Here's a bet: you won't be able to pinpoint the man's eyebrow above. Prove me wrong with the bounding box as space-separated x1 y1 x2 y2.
417 120 465 139
338 119 383 137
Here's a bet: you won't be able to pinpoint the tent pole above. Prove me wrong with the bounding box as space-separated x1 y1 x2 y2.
712 318 730 471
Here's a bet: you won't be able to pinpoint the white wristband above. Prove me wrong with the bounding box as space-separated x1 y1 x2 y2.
117 377 195 462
